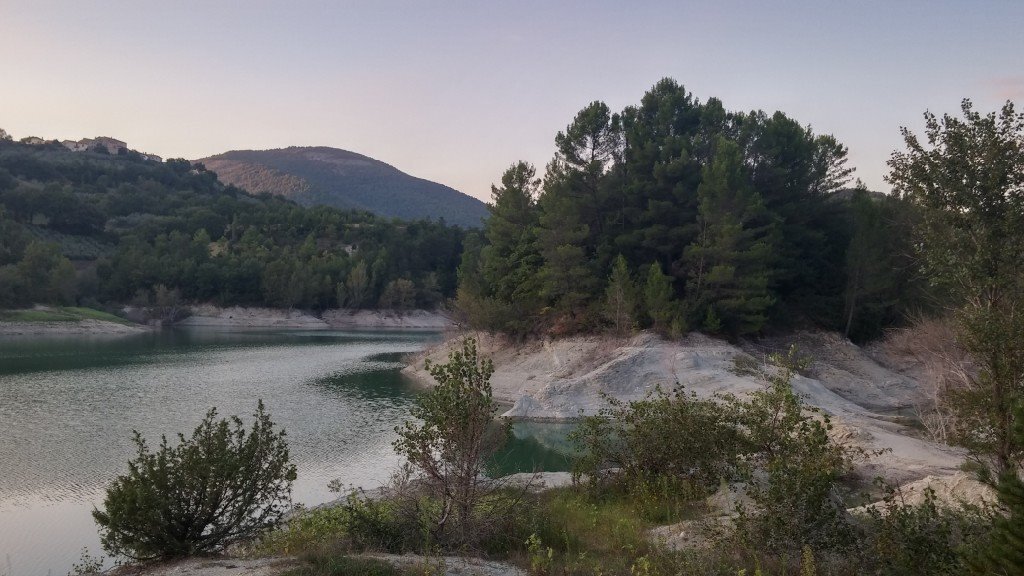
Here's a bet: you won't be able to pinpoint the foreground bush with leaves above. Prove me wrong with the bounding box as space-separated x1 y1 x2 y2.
93 401 297 561
392 337 520 550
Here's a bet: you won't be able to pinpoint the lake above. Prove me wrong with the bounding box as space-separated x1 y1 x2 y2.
0 329 571 576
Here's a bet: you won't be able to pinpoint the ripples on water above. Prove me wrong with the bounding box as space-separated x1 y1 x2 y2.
0 330 432 575
0 329 573 576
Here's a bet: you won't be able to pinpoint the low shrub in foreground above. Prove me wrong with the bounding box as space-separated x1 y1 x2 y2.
93 401 296 561
860 484 991 576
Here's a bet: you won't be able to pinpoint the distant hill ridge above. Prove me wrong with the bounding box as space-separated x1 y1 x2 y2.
198 146 487 227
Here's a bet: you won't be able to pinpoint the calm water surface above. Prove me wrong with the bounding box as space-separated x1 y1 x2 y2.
0 329 569 576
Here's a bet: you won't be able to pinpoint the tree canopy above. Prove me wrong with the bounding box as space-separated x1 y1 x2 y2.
0 139 467 311
458 78 927 340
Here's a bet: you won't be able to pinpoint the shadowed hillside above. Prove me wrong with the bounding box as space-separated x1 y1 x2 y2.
198 147 488 228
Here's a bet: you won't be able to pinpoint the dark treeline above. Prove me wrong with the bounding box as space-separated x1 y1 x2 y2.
458 78 928 341
0 137 465 311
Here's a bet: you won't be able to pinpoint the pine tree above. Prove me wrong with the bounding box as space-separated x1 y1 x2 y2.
683 137 777 337
604 255 637 335
536 162 599 328
643 262 676 335
535 102 622 329
478 162 544 333
740 112 853 323
618 79 704 273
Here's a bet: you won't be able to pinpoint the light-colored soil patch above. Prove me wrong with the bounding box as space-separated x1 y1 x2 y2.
853 471 997 512
176 305 453 330
0 318 149 336
108 557 299 576
323 309 454 330
365 554 526 576
176 305 329 329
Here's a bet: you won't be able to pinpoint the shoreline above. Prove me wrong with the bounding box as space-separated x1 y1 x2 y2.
0 306 455 336
175 305 455 330
0 318 152 336
403 329 971 488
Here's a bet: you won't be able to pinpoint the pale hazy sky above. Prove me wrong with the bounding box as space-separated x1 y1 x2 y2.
1 1 1021 201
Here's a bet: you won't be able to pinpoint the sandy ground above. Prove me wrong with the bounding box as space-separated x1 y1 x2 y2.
322 309 454 330
176 305 453 330
404 330 971 487
176 305 330 329
0 318 150 336
106 558 299 576
100 554 525 576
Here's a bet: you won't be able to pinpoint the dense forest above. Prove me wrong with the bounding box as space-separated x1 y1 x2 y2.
457 78 929 342
0 137 466 312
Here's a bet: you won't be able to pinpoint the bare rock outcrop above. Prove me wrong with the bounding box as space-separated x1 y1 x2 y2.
405 330 968 485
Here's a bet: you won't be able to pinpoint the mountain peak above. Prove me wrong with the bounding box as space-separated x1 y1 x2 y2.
197 147 487 227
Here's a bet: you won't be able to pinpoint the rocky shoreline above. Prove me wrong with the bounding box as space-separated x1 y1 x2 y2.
0 318 151 336
0 306 455 336
175 305 454 330
404 330 975 490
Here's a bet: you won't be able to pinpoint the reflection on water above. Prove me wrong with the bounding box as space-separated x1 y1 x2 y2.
0 329 573 576
488 422 577 477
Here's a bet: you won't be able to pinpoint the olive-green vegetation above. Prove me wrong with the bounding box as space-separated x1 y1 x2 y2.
93 401 296 561
0 139 465 312
392 338 514 549
0 306 129 323
888 99 1024 574
261 341 990 575
265 99 1020 575
458 79 928 341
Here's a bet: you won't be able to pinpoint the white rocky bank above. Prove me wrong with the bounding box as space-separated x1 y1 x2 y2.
176 305 454 330
403 330 981 490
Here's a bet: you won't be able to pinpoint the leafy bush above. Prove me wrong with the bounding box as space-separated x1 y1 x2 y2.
93 401 296 561
731 350 861 558
572 347 863 564
571 388 742 494
861 484 990 576
393 337 513 549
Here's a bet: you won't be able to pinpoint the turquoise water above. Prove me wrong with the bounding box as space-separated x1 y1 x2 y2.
0 329 570 576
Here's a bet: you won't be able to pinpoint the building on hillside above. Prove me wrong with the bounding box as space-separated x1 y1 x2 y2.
143 153 162 162
62 138 93 151
60 136 127 154
20 136 46 145
93 137 127 154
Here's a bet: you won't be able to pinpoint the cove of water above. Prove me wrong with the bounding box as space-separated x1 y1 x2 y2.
0 329 571 576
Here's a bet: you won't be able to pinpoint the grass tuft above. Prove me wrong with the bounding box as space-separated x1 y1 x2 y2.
0 306 131 324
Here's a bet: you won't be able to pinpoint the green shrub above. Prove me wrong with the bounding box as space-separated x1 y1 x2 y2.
731 350 861 558
393 338 513 549
570 387 742 495
93 401 296 561
861 484 990 576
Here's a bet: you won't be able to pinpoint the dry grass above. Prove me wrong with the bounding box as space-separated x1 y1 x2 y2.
878 316 976 443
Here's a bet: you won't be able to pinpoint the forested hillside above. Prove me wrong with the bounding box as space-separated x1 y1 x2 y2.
0 138 465 311
458 78 929 341
199 147 489 228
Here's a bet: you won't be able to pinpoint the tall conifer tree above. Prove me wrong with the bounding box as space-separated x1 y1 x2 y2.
684 138 777 337
604 255 637 335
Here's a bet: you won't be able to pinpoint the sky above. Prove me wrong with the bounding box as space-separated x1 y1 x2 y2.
1 0 1022 202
